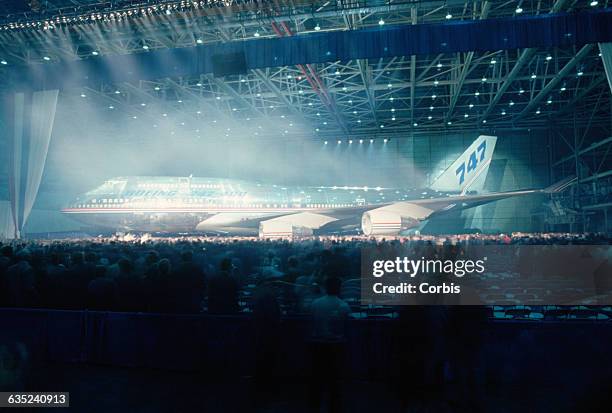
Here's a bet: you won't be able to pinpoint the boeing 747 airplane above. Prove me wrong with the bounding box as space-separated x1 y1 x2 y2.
61 135 575 237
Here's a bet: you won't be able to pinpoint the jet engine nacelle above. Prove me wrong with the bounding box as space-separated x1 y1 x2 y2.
259 220 313 239
361 209 421 236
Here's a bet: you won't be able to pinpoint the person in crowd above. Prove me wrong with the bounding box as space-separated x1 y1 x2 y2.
169 250 206 313
207 257 239 315
309 275 351 413
115 258 143 312
87 265 116 310
4 249 37 308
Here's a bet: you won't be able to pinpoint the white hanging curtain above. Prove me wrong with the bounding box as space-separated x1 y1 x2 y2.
0 201 15 240
599 43 612 93
8 89 59 239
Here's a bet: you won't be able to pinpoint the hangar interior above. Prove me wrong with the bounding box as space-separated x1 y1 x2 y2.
0 0 610 237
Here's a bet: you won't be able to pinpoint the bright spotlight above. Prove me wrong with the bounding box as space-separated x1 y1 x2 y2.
515 7 523 14
445 13 452 19
324 141 328 145
314 23 321 31
91 51 99 56
0 60 7 65
254 31 260 37
370 139 374 143
142 45 149 50
337 140 342 144
80 93 86 98
590 1 599 6
359 139 363 144
378 18 385 25
383 138 388 143
43 56 50 61
349 140 353 144
196 39 203 44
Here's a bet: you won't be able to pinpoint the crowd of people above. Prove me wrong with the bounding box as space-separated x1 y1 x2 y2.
0 232 610 410
0 232 609 314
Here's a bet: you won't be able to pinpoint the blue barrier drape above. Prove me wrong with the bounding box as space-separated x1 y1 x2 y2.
6 9 612 91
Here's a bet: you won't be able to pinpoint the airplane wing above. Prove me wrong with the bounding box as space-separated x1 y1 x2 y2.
412 176 577 214
359 176 576 236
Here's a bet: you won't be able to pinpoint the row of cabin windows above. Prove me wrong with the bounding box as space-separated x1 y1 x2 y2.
137 183 222 189
76 202 357 209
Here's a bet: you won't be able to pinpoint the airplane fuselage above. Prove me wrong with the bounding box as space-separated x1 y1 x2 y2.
61 176 451 234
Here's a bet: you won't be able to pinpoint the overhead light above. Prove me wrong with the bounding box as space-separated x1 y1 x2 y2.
464 114 469 118
447 121 452 125
80 93 86 98
142 45 149 50
560 85 567 91
519 88 525 94
378 18 385 25
0 60 7 65
577 70 584 76
482 119 487 123
436 63 443 68
349 140 353 144
115 90 121 94
196 39 203 44
490 59 497 64
91 51 99 56
509 101 515 106
165 8 171 15
359 139 363 144
324 141 328 145
387 83 392 88
383 138 388 143
428 115 432 120
43 56 50 61
380 124 385 128
445 13 453 19
481 77 487 82
314 23 321 31
547 98 552 104
140 103 146 106
546 55 552 61
337 140 342 144
590 1 599 6
535 109 541 114
531 73 537 79
391 117 396 121
254 31 260 37
370 139 374 143
430 106 434 110
413 122 418 126
431 94 437 99
108 105 114 109
515 7 523 14
475 91 480 96
469 103 474 108
501 110 506 115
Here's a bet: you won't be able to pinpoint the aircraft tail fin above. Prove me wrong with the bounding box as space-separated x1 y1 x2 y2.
430 135 497 194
